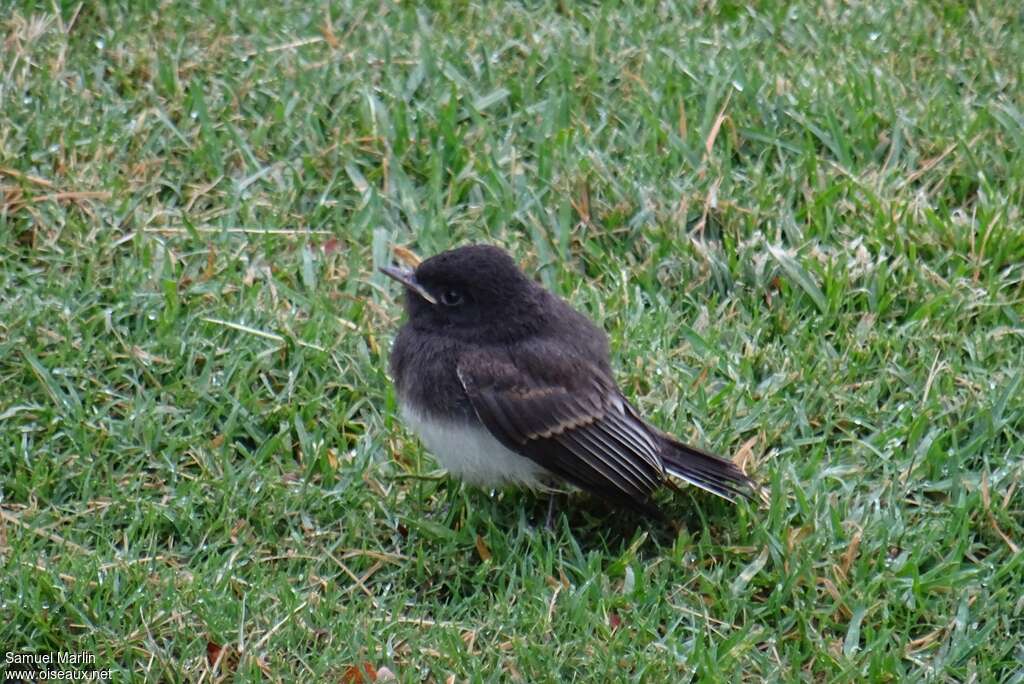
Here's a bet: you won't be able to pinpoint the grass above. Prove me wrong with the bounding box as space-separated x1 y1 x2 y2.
2 0 1023 681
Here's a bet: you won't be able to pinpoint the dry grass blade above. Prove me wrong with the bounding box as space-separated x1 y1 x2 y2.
704 90 733 159
392 244 422 268
0 508 91 556
980 472 1019 553
0 167 55 187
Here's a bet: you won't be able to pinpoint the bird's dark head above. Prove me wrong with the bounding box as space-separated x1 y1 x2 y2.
381 244 543 342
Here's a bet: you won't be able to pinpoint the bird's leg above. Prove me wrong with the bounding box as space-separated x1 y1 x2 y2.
545 493 560 530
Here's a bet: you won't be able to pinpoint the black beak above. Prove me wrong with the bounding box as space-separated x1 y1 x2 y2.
379 265 437 304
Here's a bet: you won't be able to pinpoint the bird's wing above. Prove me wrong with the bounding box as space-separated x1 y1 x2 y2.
456 345 665 506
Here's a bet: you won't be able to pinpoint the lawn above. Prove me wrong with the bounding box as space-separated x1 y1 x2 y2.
2 1 1023 681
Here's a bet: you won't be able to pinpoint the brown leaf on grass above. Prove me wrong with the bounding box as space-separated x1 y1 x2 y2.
475 534 492 562
206 641 238 674
608 612 622 632
206 640 223 666
838 526 862 581
342 662 378 683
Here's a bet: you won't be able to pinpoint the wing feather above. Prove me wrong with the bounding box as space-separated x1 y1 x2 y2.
456 348 664 505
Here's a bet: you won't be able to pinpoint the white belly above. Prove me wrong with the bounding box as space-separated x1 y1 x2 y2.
400 404 549 488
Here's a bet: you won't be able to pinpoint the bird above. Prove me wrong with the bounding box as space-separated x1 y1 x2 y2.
380 244 755 519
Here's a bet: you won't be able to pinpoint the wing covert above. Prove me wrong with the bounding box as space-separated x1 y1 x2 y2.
456 348 664 504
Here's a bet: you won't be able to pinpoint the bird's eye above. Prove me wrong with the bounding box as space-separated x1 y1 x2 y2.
440 288 463 306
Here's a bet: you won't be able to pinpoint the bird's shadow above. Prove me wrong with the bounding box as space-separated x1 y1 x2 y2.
397 481 753 609
437 481 742 554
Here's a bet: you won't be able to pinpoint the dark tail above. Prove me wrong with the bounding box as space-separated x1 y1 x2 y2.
659 436 758 503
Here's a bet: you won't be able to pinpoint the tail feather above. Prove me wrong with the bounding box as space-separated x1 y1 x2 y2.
659 437 757 503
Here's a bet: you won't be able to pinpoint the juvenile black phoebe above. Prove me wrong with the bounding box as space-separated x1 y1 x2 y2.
381 244 754 518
